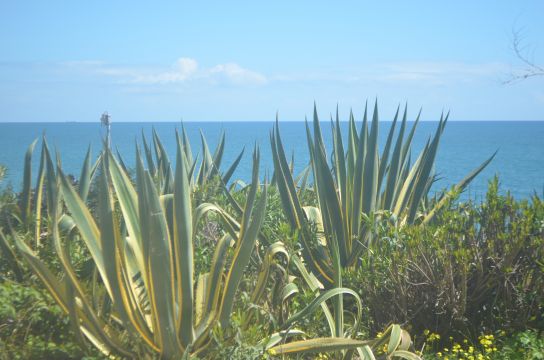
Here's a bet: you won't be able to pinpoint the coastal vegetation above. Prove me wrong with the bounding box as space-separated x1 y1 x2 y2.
0 105 542 359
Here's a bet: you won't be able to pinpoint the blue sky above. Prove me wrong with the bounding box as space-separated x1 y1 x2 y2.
1 1 543 122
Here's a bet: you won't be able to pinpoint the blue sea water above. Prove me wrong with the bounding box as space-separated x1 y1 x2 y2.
0 121 543 200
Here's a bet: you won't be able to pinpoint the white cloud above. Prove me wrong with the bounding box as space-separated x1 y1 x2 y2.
69 57 267 86
208 63 267 85
63 59 506 89
132 58 199 84
378 62 507 84
270 62 508 85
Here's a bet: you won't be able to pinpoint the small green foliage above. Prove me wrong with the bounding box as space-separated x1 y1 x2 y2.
497 330 544 360
0 280 104 360
345 177 544 340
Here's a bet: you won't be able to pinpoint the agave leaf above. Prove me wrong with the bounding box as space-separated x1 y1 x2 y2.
422 151 497 225
107 151 146 278
250 242 289 305
332 106 347 207
211 130 226 175
406 115 448 222
51 197 133 358
115 147 131 175
194 274 209 325
194 242 227 345
263 330 305 350
398 329 412 351
41 140 60 222
291 255 336 336
197 130 213 185
142 131 157 176
391 350 422 360
180 123 193 166
271 120 333 284
59 169 112 296
173 135 195 346
357 345 377 360
34 141 47 246
382 105 408 209
222 148 244 184
193 203 240 240
377 105 399 195
136 151 181 357
219 148 267 327
346 109 358 185
78 145 93 202
268 338 373 356
362 100 380 216
20 139 38 226
280 283 299 314
281 287 361 337
387 324 402 354
97 160 155 346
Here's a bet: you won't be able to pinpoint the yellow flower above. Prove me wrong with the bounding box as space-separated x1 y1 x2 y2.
424 329 430 336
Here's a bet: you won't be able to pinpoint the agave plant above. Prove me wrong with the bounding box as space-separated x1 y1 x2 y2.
12 132 276 358
267 323 419 359
137 126 244 195
271 102 494 286
10 125 423 359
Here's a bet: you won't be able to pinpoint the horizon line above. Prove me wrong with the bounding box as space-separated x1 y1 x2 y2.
1 119 544 124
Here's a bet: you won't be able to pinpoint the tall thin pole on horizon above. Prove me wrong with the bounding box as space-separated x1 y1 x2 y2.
100 111 111 149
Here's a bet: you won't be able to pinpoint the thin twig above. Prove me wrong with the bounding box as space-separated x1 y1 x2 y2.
503 28 544 84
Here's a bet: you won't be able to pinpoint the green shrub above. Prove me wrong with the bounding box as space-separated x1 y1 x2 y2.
496 329 544 359
345 177 544 341
0 280 105 360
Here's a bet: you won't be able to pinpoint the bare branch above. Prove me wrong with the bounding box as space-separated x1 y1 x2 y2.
503 28 544 84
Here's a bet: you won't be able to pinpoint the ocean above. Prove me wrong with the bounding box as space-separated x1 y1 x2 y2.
0 121 543 200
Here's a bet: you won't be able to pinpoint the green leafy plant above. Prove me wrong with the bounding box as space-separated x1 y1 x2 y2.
0 280 104 360
271 103 494 288
13 135 273 358
344 177 544 339
10 133 423 359
139 127 244 196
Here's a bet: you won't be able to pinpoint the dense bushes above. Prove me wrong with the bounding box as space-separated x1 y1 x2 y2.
0 280 104 360
345 177 544 342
